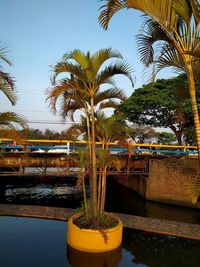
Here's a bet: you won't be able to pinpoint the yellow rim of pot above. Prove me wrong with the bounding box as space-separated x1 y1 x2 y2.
67 212 123 252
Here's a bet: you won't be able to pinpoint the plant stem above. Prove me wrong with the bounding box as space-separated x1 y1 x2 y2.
97 167 102 213
90 96 97 215
82 174 89 221
100 166 107 214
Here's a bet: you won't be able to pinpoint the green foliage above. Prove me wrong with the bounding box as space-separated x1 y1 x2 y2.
120 76 196 144
157 132 177 145
0 47 27 135
121 76 190 127
129 124 157 143
47 48 133 224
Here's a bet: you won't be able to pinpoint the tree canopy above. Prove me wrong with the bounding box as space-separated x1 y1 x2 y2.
120 76 196 145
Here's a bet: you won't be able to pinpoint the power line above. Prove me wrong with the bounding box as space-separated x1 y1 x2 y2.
0 109 49 113
27 120 80 124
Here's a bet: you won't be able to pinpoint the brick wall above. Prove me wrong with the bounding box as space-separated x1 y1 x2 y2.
146 159 200 209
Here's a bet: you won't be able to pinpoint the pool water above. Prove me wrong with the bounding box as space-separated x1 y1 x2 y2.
0 216 200 267
1 176 200 225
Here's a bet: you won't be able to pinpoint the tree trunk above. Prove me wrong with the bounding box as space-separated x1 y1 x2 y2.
175 131 183 146
85 108 93 206
187 64 200 166
100 166 107 214
97 167 102 213
90 97 97 215
82 174 89 221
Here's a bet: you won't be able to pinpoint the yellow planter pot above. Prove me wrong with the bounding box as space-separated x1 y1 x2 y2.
67 213 123 253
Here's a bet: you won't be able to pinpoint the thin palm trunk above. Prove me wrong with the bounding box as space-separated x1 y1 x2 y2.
97 142 105 213
85 108 93 207
187 64 200 166
97 167 103 213
100 166 107 214
82 174 89 221
85 108 92 158
90 97 97 215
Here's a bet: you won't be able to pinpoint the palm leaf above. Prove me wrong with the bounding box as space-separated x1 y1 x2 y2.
95 61 134 88
0 81 17 105
0 112 27 129
99 0 193 30
51 61 86 85
99 0 128 30
91 48 123 75
0 47 12 66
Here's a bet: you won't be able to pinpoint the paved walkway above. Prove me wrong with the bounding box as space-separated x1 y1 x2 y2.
0 204 200 241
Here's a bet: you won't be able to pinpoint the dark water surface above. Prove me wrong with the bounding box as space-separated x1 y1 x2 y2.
0 175 200 224
0 216 200 267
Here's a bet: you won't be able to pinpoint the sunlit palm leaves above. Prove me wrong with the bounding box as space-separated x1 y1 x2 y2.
99 0 196 30
99 0 200 161
0 112 27 129
0 47 16 105
47 48 133 216
0 48 27 139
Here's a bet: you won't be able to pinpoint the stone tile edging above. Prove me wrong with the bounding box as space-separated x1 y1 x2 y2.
0 204 200 241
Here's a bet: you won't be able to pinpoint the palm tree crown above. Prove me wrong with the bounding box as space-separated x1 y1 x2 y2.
47 48 134 217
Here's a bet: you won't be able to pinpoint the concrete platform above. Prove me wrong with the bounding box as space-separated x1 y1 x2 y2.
0 204 200 241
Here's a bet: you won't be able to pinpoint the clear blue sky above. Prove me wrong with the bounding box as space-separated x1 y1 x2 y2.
0 0 175 131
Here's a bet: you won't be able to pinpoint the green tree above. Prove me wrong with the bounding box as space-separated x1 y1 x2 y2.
99 0 200 161
157 132 177 145
121 76 194 145
129 124 157 144
47 48 133 220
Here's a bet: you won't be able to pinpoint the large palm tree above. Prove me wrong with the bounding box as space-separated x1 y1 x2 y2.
99 0 200 162
47 48 133 218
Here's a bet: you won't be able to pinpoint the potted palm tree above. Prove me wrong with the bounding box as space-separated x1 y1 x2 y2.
47 48 133 252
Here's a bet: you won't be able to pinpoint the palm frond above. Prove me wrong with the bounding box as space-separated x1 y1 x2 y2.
96 61 134 88
153 44 186 77
99 99 119 110
99 0 193 30
91 48 123 75
0 81 17 105
137 18 172 66
0 47 12 66
62 49 89 69
189 0 200 24
99 0 128 30
51 61 86 85
0 112 27 129
95 87 126 104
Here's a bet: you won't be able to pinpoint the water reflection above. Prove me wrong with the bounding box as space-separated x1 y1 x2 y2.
67 245 122 267
0 216 200 267
1 175 200 224
123 228 200 267
0 182 84 208
106 178 200 225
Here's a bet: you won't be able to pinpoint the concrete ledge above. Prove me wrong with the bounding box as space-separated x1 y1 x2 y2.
0 204 200 241
116 213 200 241
0 204 74 221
